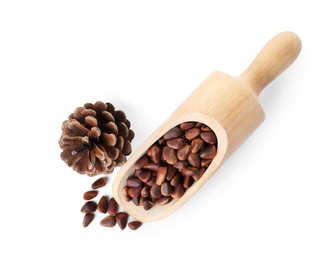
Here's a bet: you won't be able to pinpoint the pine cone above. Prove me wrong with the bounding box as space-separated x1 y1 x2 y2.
59 101 135 176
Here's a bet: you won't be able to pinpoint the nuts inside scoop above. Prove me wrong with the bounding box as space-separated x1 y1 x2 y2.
122 121 218 210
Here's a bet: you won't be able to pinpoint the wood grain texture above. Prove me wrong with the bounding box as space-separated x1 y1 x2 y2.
112 31 302 222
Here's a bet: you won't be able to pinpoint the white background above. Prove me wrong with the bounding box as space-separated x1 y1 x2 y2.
1 1 326 259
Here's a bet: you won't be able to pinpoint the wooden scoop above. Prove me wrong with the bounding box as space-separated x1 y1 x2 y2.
112 31 302 222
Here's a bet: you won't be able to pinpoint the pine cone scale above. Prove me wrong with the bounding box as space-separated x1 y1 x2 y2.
73 107 86 122
85 116 98 128
67 120 89 136
117 122 129 139
81 109 96 118
87 127 101 140
100 111 115 123
101 121 118 135
101 133 117 147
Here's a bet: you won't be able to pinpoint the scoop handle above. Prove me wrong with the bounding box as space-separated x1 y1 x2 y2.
239 31 302 96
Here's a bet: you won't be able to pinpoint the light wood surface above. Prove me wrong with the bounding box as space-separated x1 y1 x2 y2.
112 31 302 222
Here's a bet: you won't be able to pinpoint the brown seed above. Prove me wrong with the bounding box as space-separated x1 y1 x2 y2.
177 144 191 161
100 215 116 228
133 169 143 178
139 196 146 207
131 197 140 206
200 131 217 144
146 176 156 187
82 213 95 228
83 190 98 200
161 146 170 161
156 167 167 185
192 166 206 181
157 196 171 206
182 166 198 177
107 197 118 216
122 186 131 202
172 160 188 170
134 155 150 170
141 186 150 197
150 184 162 199
188 152 201 168
97 196 109 213
171 184 185 198
164 126 182 140
81 201 97 213
166 165 177 181
126 177 143 187
183 176 194 188
185 128 201 140
116 212 128 230
199 144 217 159
127 187 142 198
167 138 185 149
170 172 183 186
143 200 154 210
144 162 161 171
201 158 213 167
91 177 107 189
161 182 173 196
166 148 178 165
200 124 212 131
191 138 204 153
137 171 151 183
128 221 143 230
158 136 166 145
147 145 161 163
180 122 195 132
